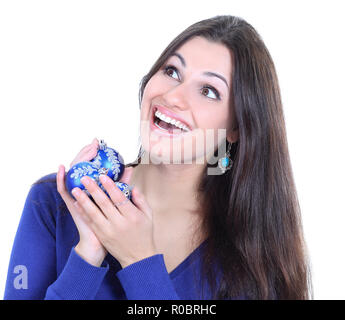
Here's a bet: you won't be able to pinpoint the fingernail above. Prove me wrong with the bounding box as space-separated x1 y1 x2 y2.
72 188 80 196
99 174 107 183
80 176 90 185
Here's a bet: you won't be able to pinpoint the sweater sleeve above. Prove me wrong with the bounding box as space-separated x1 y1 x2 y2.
3 179 58 299
44 247 109 300
115 254 181 300
3 176 109 300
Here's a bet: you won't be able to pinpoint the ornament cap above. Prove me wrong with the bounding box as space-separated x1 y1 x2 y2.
99 139 107 150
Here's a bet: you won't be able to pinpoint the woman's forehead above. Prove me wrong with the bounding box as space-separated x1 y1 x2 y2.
171 36 232 80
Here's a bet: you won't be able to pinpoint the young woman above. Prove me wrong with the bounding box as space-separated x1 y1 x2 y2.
4 15 313 300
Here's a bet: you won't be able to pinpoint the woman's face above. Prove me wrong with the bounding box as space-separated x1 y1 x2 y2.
140 36 237 165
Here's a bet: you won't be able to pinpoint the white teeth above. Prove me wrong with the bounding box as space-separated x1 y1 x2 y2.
154 110 190 132
165 115 173 123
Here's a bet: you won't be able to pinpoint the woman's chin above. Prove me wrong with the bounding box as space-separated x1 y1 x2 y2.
141 145 207 166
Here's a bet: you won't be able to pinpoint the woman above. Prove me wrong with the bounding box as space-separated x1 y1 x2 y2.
4 15 313 300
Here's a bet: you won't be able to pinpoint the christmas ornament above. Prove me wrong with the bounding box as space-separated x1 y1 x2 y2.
100 181 133 201
89 139 125 181
65 161 100 196
115 181 132 201
65 139 131 201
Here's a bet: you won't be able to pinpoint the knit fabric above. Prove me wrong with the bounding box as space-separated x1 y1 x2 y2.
4 173 220 300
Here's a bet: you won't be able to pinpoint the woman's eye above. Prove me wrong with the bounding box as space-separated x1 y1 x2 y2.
163 64 221 100
201 86 220 100
163 65 179 80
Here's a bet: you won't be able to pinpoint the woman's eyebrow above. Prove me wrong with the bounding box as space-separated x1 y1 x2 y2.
171 52 229 89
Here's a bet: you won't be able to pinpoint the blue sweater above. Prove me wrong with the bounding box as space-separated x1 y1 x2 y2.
3 173 222 300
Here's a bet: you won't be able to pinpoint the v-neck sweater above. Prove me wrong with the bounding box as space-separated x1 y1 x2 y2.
3 173 223 300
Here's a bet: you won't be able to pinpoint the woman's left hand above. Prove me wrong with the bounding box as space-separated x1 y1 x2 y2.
71 167 158 268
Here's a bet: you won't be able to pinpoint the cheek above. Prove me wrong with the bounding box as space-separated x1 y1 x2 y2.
142 76 166 103
197 110 229 130
196 110 230 147
140 77 158 121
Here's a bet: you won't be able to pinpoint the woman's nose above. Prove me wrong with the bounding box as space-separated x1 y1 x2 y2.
161 82 190 111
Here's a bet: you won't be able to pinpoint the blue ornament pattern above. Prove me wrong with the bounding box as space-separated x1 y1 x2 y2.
91 149 122 179
90 142 124 181
70 163 98 179
65 140 130 201
65 161 99 195
115 182 132 201
99 181 132 201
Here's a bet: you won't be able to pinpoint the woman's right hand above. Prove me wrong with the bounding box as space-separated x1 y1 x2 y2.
57 138 107 267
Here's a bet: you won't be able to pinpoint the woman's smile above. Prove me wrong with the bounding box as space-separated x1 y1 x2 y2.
149 105 193 138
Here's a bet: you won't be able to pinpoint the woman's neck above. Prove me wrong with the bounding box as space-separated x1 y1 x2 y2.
128 157 209 249
129 160 206 219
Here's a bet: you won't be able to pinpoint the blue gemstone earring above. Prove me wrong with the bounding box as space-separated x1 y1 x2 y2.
218 141 233 174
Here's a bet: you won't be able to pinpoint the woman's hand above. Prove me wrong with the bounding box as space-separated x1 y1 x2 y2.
71 167 158 269
57 138 107 267
69 137 99 168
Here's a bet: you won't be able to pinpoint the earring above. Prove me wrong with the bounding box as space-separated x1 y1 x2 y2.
218 142 233 174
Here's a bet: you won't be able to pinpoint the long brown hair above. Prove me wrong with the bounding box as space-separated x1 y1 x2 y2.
127 15 313 299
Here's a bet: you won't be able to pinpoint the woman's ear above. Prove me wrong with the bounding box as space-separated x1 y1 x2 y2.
227 126 239 143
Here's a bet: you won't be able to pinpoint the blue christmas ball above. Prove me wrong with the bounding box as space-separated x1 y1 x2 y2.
115 182 133 201
65 140 129 202
89 140 125 181
66 161 100 197
99 181 133 202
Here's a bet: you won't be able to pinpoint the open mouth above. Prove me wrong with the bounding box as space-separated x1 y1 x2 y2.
151 107 191 135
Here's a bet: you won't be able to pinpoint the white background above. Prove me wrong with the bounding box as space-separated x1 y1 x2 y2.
0 0 344 299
